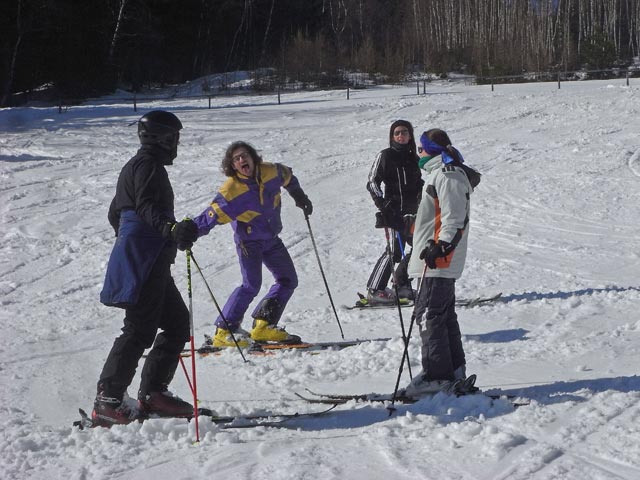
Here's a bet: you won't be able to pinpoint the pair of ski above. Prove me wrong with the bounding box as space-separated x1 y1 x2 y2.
295 383 529 409
73 403 338 430
181 337 391 357
74 381 528 431
347 292 502 310
293 374 480 405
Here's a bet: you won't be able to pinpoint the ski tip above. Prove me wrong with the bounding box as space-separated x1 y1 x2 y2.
197 407 216 417
74 408 92 430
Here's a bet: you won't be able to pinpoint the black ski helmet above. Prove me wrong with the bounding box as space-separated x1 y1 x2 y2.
137 110 183 161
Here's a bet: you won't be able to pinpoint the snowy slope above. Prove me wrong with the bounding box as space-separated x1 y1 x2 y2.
1 79 640 480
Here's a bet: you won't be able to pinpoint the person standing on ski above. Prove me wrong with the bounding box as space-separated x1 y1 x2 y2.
403 128 481 398
189 141 313 348
365 120 423 305
94 111 200 426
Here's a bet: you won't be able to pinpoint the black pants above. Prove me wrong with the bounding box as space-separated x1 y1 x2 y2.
414 277 465 381
367 229 412 291
98 249 190 400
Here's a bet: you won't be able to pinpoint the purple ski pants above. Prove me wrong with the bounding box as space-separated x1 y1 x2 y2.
215 236 298 331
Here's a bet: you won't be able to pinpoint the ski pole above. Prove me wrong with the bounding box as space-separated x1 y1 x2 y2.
179 356 195 394
189 251 248 363
384 227 412 378
396 231 406 259
186 249 200 442
387 263 428 416
304 213 344 339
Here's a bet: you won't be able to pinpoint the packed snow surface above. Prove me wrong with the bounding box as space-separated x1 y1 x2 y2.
2 79 640 479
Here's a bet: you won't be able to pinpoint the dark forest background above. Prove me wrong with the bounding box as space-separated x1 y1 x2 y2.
2 0 640 106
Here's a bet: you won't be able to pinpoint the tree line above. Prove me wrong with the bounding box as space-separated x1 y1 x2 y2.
2 0 640 106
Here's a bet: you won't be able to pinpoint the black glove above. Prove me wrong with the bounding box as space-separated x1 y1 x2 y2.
171 219 199 251
296 195 313 216
419 240 455 269
375 202 402 230
290 189 313 216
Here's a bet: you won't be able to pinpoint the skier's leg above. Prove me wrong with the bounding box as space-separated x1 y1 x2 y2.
138 276 190 398
214 240 264 330
446 283 466 374
97 254 170 400
251 237 298 326
366 250 392 292
392 228 408 279
394 234 413 296
419 277 457 381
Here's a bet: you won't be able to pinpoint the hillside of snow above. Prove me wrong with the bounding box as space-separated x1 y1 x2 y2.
1 79 640 479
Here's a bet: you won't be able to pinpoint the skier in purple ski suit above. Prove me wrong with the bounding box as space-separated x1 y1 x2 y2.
191 141 313 347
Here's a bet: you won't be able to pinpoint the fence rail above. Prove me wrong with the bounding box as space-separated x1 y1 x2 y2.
476 67 640 90
8 67 638 113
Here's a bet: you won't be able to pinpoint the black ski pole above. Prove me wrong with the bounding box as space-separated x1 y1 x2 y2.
304 213 344 339
384 227 412 378
189 251 248 363
185 249 200 442
387 263 428 416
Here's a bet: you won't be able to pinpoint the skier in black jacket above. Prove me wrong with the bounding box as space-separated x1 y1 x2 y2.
365 120 423 305
93 110 199 427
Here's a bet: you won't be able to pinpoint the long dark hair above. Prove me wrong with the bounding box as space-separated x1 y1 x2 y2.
221 141 263 177
388 120 417 155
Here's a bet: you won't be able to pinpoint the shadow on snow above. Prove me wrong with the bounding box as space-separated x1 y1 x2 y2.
276 374 640 432
499 285 640 304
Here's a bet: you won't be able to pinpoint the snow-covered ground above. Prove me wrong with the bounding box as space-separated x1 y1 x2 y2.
2 78 640 479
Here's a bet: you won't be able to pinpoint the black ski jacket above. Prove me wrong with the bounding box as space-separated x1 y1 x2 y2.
107 144 176 236
366 146 423 216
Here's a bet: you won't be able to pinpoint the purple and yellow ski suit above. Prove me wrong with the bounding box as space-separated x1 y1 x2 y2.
193 162 304 330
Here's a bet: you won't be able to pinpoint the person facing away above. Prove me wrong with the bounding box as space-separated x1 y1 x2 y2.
402 128 481 398
93 110 200 427
365 120 424 305
188 141 313 348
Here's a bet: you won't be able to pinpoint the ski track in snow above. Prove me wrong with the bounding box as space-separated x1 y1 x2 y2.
1 80 640 479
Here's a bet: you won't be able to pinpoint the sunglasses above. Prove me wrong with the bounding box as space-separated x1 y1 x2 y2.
393 129 410 137
232 151 251 163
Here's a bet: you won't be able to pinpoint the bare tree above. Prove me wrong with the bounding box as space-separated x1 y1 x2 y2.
323 0 349 55
109 0 129 64
226 0 254 71
2 0 23 107
260 0 277 61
